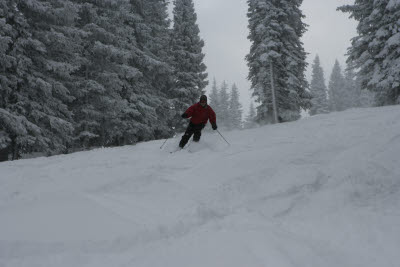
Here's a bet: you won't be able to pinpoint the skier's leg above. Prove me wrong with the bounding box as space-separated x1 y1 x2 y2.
193 129 201 142
193 124 204 142
179 126 194 148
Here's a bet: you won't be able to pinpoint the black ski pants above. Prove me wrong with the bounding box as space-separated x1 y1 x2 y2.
179 122 205 148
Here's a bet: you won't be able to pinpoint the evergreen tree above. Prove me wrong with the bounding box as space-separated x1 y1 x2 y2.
72 0 130 147
246 0 311 124
0 0 18 156
0 108 46 160
0 0 15 110
309 55 329 115
343 65 360 109
209 78 220 116
351 73 374 108
339 0 400 105
244 102 257 129
3 0 80 155
72 0 173 147
0 0 47 157
228 83 243 129
218 81 230 129
359 87 376 107
170 0 208 129
328 60 346 112
130 0 175 138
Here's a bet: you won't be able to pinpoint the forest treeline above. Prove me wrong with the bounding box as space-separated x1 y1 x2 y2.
0 0 207 160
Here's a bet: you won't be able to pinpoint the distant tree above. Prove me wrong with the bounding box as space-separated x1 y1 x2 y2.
343 65 360 109
209 78 220 116
328 60 346 112
246 0 311 124
309 55 329 115
170 0 208 131
356 75 376 108
244 102 257 129
359 89 376 108
339 0 400 105
218 81 230 129
228 84 243 129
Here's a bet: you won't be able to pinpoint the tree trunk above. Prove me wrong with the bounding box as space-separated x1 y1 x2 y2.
270 61 279 123
11 137 19 160
0 146 9 162
100 117 106 146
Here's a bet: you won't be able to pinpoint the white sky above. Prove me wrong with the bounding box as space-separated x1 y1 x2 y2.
188 0 357 115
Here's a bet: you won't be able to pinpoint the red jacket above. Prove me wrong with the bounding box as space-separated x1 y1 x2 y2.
184 103 216 125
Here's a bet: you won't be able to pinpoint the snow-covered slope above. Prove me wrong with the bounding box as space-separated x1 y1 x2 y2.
1 106 399 267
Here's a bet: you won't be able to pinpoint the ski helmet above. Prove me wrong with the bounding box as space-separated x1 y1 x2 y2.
200 95 207 103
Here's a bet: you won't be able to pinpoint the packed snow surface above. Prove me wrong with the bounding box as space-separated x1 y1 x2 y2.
1 106 400 267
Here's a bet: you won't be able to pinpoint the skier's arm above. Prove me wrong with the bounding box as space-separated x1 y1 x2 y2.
182 104 195 118
208 107 217 128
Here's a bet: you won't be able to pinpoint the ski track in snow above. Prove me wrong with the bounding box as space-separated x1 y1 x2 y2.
0 106 400 267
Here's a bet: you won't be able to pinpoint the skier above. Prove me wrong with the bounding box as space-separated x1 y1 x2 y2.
179 95 217 148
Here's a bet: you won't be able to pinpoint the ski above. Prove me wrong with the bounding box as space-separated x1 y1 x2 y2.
169 147 182 154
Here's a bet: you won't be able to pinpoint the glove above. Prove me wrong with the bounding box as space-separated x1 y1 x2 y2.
181 113 189 118
212 123 217 130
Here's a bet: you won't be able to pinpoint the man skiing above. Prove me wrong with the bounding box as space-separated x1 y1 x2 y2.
179 95 217 148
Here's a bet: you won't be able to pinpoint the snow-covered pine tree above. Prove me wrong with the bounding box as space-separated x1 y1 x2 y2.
309 55 329 115
0 1 46 159
228 83 243 129
72 0 157 147
0 0 15 111
328 60 346 112
218 81 230 129
209 78 220 116
0 108 47 160
343 65 360 109
130 0 175 138
73 1 121 147
3 0 80 155
355 73 375 108
132 0 171 62
246 0 311 124
0 4 24 159
244 102 257 129
339 0 400 105
170 0 208 129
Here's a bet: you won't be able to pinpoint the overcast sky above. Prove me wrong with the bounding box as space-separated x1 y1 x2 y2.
185 0 357 115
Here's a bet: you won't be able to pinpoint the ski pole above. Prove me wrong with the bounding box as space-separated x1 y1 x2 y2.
160 132 178 149
160 138 169 149
216 129 230 146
